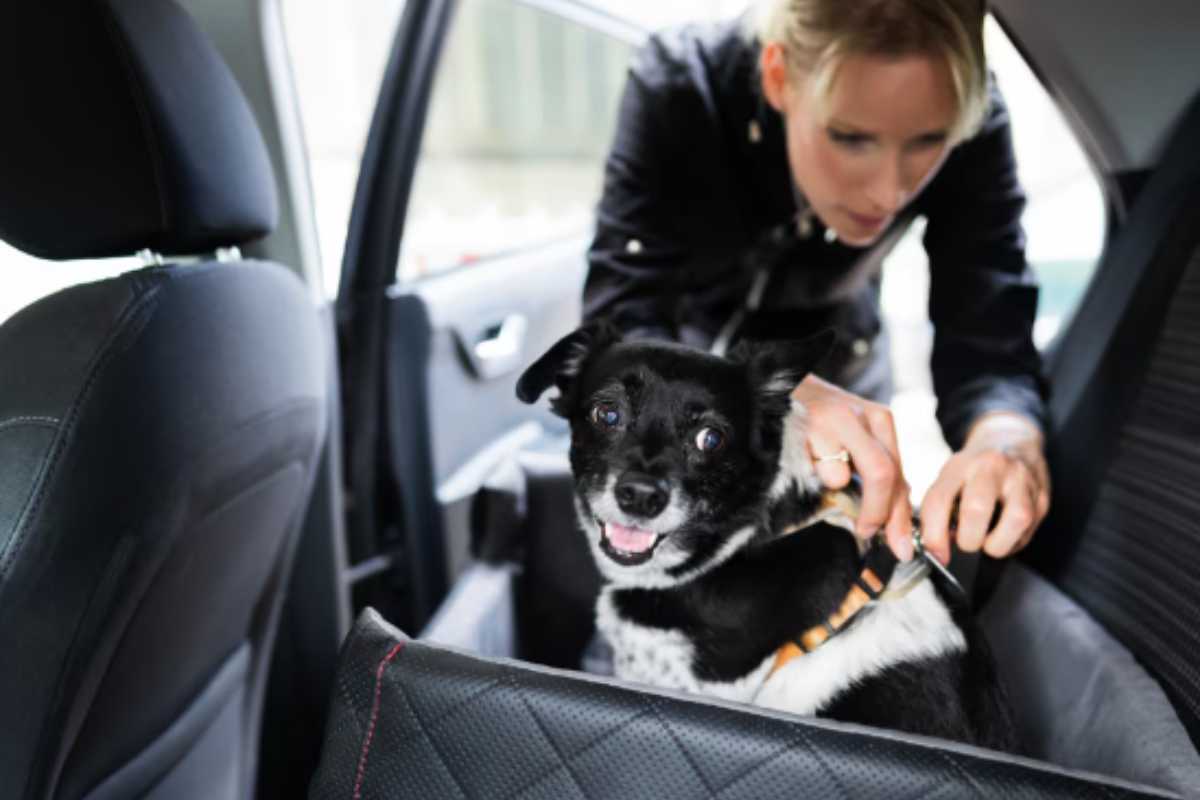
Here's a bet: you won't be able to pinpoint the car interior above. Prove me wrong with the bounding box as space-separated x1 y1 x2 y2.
2 0 1199 798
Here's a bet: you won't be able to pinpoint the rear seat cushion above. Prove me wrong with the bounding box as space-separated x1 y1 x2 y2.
979 563 1200 797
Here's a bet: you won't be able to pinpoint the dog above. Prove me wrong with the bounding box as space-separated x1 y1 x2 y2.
516 321 1017 750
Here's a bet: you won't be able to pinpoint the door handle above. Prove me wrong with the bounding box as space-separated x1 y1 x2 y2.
472 314 528 380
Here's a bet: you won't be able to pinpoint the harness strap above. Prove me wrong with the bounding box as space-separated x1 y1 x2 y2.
765 486 963 680
769 536 896 677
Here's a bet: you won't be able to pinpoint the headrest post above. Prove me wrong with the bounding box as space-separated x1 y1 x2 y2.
137 249 165 267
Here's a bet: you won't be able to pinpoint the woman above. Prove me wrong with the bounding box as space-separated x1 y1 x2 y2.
584 0 1050 567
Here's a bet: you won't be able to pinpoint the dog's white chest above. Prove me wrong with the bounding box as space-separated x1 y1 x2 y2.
596 590 774 703
598 578 966 717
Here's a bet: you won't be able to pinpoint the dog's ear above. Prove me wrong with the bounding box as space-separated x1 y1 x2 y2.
731 329 837 400
515 320 622 414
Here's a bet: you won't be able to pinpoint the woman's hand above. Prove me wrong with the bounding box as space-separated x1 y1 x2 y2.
791 374 915 560
919 412 1050 565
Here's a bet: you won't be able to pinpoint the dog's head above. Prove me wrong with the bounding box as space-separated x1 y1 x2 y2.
517 322 832 588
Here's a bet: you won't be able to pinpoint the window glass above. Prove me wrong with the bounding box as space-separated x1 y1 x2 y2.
280 0 407 298
396 0 634 282
881 16 1106 495
0 243 138 326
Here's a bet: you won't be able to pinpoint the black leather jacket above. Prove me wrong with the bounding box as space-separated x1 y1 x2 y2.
583 18 1046 450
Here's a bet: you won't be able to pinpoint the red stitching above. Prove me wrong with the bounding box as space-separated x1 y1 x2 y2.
352 641 405 799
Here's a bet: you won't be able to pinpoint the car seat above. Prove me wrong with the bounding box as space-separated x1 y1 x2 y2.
0 2 328 798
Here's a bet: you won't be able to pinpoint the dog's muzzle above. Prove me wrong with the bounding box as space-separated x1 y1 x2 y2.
598 520 665 566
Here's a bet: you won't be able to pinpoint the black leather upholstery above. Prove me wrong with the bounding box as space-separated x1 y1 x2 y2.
0 0 277 260
0 2 327 798
312 609 1180 800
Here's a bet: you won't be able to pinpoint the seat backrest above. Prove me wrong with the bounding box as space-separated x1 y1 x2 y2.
0 3 328 798
1031 91 1200 750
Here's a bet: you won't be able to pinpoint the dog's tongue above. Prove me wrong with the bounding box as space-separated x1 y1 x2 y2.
605 522 657 553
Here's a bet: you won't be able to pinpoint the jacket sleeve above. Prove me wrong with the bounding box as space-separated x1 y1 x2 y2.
583 42 692 342
921 83 1048 451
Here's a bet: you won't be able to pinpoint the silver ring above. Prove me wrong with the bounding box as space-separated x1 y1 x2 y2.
815 449 850 464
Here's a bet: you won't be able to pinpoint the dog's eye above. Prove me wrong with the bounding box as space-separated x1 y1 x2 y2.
694 427 725 452
590 403 621 429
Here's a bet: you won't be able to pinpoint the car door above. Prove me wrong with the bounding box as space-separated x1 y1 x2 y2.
336 0 641 631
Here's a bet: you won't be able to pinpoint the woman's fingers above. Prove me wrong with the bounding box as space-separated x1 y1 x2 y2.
807 427 852 489
864 406 914 548
884 487 915 561
918 463 962 565
792 375 910 555
824 406 902 539
983 462 1040 558
955 452 1006 553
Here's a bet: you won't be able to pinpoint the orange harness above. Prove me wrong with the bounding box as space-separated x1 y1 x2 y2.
766 488 898 679
765 487 964 679
768 551 891 678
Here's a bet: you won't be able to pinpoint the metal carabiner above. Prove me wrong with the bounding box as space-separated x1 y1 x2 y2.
912 525 967 603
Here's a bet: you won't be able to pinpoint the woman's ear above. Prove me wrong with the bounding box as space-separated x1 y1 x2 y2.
760 42 789 112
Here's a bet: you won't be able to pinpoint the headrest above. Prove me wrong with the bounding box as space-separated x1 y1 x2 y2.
0 0 278 260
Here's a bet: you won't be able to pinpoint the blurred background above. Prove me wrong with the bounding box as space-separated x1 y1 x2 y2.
2 0 1103 499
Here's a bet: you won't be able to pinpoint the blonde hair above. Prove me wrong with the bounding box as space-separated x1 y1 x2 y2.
754 0 989 143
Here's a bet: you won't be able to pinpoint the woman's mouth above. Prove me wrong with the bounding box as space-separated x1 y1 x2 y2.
844 208 888 231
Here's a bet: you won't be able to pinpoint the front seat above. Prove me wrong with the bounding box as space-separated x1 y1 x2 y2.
0 2 328 799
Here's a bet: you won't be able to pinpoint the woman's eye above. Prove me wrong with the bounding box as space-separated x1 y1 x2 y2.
828 128 870 150
907 133 947 153
590 403 621 428
694 427 725 452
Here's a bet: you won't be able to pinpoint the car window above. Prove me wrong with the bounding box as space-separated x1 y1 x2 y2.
279 0 408 299
0 243 138 325
395 0 635 283
987 18 1105 348
882 16 1106 495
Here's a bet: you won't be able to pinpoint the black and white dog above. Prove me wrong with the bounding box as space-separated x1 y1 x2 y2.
516 322 1016 750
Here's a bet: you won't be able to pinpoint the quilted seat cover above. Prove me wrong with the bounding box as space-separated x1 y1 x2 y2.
310 609 1179 800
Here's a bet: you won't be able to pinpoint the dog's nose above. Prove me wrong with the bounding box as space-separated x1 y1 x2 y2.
615 473 670 518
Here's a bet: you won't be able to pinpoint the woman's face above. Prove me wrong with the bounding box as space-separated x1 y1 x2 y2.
761 45 959 246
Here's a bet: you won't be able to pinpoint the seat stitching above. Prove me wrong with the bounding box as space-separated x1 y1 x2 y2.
645 698 717 798
793 729 854 799
709 727 809 796
420 676 508 732
892 779 963 800
501 695 659 798
711 728 812 797
0 416 60 433
352 641 404 800
391 665 472 799
935 750 987 800
507 676 589 800
0 288 159 579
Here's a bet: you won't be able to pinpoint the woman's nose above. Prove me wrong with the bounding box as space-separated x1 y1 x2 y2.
865 155 909 214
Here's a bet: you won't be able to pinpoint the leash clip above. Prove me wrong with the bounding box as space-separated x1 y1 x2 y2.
912 525 968 603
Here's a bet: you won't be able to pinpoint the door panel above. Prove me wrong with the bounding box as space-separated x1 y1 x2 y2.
354 0 637 627
405 238 586 489
388 239 585 586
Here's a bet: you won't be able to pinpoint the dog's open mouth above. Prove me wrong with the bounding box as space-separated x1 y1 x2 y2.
599 520 664 566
